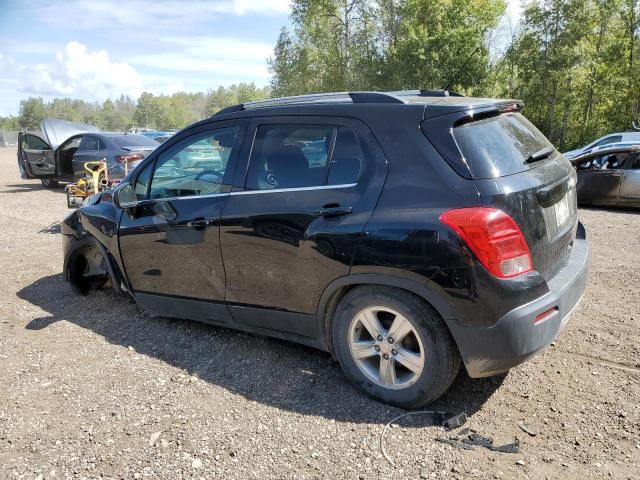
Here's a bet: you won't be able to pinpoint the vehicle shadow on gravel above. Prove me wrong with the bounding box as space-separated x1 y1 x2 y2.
18 273 505 425
0 183 66 194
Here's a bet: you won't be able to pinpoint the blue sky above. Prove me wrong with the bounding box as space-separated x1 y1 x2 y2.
0 0 521 117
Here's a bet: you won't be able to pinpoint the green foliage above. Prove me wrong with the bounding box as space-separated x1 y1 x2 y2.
13 84 268 133
270 0 506 95
18 97 47 130
493 0 640 150
271 0 640 151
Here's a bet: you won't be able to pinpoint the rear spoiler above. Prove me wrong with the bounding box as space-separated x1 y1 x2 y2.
568 145 640 165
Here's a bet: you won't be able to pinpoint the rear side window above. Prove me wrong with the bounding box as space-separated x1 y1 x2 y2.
629 154 640 169
79 135 100 151
452 112 554 178
245 124 363 190
594 135 622 147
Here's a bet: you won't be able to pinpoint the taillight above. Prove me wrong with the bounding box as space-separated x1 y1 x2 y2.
115 153 144 164
440 207 532 278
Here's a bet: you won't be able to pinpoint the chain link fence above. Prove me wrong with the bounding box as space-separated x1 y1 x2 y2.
0 130 19 147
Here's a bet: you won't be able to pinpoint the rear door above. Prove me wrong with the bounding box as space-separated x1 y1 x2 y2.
620 152 640 202
220 116 387 337
17 132 55 178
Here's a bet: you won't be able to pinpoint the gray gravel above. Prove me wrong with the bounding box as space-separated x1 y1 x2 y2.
0 147 638 479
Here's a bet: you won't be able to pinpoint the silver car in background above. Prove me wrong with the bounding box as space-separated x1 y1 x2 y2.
571 145 640 207
18 119 158 188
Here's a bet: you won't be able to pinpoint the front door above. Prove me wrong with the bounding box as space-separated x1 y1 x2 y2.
220 117 387 337
576 153 623 204
118 121 245 323
620 152 640 201
17 132 55 178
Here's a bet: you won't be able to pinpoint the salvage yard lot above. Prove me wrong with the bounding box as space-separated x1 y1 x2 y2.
0 146 638 479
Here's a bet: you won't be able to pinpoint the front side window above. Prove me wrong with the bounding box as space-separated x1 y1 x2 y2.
149 127 238 199
245 124 364 190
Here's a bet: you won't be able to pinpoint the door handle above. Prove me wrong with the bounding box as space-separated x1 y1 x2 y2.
314 206 352 218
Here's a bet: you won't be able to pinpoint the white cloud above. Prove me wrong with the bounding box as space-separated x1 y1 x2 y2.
129 37 272 80
18 42 143 100
38 0 290 32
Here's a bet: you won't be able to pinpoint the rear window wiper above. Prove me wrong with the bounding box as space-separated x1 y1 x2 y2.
525 147 555 164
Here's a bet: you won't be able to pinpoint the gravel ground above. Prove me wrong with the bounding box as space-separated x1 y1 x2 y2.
0 147 638 480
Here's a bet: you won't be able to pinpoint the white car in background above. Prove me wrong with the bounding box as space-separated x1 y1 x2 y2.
563 131 640 159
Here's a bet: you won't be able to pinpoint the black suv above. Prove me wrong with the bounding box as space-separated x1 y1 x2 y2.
61 91 590 408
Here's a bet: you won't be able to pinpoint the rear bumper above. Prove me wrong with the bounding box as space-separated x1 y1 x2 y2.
449 233 591 378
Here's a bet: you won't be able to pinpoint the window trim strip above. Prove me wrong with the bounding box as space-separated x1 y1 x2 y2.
139 183 357 203
229 183 357 196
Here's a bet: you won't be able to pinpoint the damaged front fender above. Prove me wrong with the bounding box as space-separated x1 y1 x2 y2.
61 210 129 296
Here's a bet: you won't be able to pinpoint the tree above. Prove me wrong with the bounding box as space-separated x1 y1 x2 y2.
18 97 47 130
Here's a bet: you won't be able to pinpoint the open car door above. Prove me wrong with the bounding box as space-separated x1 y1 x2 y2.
17 131 55 178
570 146 637 205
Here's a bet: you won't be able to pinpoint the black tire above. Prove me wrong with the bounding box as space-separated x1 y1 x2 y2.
41 178 59 188
331 286 460 409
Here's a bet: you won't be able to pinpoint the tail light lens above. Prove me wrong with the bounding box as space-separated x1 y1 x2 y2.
440 207 532 278
115 153 144 164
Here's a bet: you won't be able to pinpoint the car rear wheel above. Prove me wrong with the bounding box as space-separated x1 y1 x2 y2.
40 178 59 188
332 286 460 408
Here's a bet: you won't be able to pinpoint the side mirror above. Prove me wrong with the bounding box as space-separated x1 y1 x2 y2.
114 182 137 208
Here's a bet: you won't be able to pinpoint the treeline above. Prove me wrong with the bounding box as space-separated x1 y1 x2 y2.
270 0 640 150
0 83 269 132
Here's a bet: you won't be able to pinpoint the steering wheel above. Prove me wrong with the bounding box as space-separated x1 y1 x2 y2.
257 171 279 189
195 170 224 181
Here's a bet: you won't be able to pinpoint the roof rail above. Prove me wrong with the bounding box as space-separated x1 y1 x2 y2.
388 89 464 97
213 91 406 116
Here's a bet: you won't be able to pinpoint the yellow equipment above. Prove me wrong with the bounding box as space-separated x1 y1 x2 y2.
65 160 110 208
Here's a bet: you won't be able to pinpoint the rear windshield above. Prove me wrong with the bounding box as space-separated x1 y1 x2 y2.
453 112 554 178
107 134 158 148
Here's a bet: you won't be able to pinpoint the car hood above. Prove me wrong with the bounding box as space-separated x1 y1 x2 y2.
41 118 100 150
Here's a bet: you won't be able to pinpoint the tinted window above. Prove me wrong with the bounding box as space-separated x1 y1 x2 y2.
79 136 99 151
23 134 49 150
149 127 238 199
108 134 158 148
453 112 554 178
629 154 640 169
245 124 364 190
328 126 364 185
594 135 622 147
246 125 334 190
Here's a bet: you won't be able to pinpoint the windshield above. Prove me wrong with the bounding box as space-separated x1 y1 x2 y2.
453 112 555 178
107 134 159 148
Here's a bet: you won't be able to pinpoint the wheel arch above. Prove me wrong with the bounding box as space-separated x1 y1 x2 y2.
64 236 128 295
316 274 458 355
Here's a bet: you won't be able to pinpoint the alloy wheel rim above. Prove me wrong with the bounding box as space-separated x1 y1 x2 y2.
348 306 425 390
